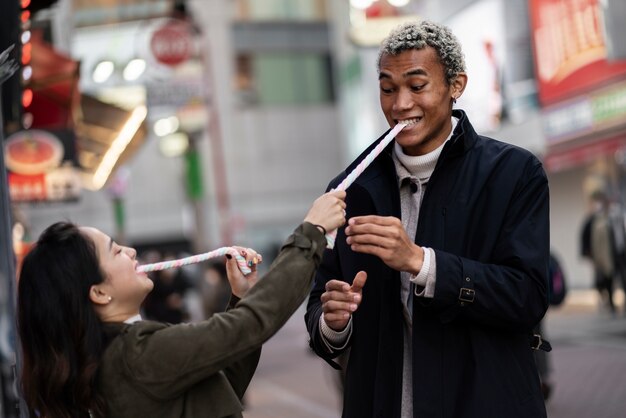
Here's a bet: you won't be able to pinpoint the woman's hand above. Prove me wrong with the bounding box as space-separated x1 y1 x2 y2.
304 190 347 234
225 247 262 298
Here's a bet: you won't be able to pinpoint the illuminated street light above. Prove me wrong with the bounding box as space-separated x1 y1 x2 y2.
153 116 180 137
159 132 189 158
21 30 31 44
92 60 114 83
123 58 146 81
92 106 147 189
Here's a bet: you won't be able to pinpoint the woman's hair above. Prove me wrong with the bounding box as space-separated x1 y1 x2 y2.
377 20 466 85
17 222 107 418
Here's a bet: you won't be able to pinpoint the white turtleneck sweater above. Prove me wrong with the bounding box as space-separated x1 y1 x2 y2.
319 117 459 416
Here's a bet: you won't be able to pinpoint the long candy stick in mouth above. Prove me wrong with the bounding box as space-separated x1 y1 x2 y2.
136 247 253 275
325 122 407 248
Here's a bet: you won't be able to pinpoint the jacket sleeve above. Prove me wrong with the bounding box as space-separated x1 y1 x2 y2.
423 160 550 332
221 295 262 400
305 244 349 366
120 222 327 399
305 176 351 366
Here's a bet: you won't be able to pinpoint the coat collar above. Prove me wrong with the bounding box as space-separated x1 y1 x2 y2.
344 109 476 189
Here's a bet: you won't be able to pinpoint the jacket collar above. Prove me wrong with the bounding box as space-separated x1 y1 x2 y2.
345 109 477 176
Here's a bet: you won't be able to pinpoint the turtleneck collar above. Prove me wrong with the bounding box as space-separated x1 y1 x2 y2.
392 116 458 183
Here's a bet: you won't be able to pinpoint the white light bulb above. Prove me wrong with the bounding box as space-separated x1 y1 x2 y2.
21 30 31 44
154 116 180 137
123 58 146 81
93 60 115 83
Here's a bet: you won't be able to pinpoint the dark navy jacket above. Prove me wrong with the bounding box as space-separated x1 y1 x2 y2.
305 110 550 418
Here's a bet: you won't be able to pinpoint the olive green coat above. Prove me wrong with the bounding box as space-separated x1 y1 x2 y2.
98 223 326 417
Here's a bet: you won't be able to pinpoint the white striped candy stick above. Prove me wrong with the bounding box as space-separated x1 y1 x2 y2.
326 122 407 248
136 247 253 275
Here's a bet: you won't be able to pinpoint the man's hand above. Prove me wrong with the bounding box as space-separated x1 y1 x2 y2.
321 271 367 331
345 215 424 274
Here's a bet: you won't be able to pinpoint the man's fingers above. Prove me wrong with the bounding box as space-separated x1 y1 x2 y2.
351 271 368 293
323 300 358 314
321 290 360 304
347 233 395 248
325 279 351 292
349 215 400 227
350 244 391 260
324 312 351 323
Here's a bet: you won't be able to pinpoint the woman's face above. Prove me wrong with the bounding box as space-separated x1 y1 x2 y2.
80 227 154 307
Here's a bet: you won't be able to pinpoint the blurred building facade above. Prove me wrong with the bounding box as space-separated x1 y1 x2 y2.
3 0 626 415
5 0 626 292
12 0 344 258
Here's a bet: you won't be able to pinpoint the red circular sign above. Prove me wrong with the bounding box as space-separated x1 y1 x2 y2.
150 22 193 66
4 130 63 175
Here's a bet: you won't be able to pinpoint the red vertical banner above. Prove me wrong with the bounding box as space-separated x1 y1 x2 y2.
529 0 626 105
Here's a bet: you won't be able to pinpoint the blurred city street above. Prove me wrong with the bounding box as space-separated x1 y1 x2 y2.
243 291 626 418
545 291 626 418
3 0 626 416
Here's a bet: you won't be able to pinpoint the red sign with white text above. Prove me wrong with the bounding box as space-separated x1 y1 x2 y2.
529 0 626 105
150 22 193 67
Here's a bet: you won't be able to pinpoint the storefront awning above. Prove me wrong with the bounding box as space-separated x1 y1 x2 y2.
27 31 147 191
544 134 626 173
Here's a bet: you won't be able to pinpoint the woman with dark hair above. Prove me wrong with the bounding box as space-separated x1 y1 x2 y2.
17 190 346 418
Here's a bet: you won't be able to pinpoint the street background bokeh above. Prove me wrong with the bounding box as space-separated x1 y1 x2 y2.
2 0 626 417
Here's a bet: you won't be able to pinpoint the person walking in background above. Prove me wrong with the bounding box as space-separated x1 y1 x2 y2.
581 190 626 315
202 261 232 318
143 254 193 323
305 20 551 418
16 190 346 418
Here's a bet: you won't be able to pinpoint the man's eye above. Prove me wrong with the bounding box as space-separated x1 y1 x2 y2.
380 86 393 94
411 85 424 91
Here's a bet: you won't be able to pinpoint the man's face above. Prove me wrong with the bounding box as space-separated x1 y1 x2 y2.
378 47 465 156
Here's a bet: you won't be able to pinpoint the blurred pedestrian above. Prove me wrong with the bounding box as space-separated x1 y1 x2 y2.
16 190 346 418
305 20 551 417
581 190 626 314
143 253 193 323
201 261 231 318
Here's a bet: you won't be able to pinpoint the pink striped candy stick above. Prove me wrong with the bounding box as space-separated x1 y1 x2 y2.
136 247 253 275
326 122 407 249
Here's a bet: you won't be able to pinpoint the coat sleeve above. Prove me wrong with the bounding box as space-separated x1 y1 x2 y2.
120 223 327 399
305 176 351 366
305 243 349 365
221 296 262 400
422 160 550 332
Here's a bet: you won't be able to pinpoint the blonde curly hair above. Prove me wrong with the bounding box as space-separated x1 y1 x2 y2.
377 20 466 85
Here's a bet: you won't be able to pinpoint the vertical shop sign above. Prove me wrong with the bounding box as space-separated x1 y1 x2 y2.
530 0 626 105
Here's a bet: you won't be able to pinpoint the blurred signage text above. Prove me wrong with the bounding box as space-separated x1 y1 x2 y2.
4 130 81 202
530 0 626 105
150 21 194 66
543 80 626 145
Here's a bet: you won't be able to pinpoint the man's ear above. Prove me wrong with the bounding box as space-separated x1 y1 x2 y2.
451 72 468 101
89 285 112 306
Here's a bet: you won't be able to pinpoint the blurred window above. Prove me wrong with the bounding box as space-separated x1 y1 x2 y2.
235 0 327 21
234 52 334 106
